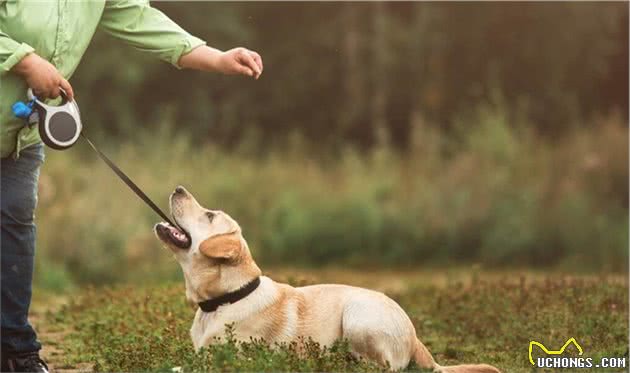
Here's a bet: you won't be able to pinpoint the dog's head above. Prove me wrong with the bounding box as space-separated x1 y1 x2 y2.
154 186 261 304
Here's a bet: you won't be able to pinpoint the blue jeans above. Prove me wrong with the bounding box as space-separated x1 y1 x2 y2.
1 143 44 354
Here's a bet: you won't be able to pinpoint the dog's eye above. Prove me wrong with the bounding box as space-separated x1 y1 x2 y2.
205 211 215 222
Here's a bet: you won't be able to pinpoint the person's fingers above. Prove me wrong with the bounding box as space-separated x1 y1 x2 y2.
37 82 54 99
40 89 51 99
236 65 255 77
32 88 44 99
237 50 260 78
49 84 60 99
59 78 74 100
249 51 263 73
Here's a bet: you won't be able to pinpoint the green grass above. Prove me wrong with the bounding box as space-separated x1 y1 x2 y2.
44 272 628 372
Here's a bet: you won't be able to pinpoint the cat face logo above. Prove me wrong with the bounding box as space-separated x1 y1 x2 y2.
529 337 584 365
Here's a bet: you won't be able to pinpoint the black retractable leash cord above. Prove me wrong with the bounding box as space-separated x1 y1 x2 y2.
80 134 175 226
12 89 176 227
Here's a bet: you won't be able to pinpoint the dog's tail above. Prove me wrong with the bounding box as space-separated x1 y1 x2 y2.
413 338 501 373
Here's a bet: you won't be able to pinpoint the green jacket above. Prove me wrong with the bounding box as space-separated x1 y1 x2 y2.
0 0 205 158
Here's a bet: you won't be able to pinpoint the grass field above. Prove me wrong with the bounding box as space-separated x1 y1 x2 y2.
36 269 628 372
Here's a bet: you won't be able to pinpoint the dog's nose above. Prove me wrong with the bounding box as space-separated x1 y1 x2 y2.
175 186 186 195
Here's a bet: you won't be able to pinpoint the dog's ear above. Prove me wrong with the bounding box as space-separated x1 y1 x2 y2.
199 234 242 261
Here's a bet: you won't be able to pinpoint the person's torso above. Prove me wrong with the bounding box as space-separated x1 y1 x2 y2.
0 0 106 157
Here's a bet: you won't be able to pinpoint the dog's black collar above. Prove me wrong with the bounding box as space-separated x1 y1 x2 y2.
198 277 261 313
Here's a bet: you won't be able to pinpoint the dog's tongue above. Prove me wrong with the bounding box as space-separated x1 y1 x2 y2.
164 222 189 245
170 225 186 240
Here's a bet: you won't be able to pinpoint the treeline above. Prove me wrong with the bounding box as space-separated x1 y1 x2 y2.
71 2 628 151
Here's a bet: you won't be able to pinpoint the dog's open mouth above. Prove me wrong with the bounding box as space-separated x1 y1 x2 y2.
156 221 191 249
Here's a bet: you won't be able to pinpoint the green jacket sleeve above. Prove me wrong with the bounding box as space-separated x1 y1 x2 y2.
0 29 34 73
99 0 206 68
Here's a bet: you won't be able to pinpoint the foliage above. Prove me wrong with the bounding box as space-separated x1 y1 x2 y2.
33 107 627 288
46 273 628 372
71 2 628 150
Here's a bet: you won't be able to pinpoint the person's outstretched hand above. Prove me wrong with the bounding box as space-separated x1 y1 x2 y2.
179 46 263 79
12 53 74 100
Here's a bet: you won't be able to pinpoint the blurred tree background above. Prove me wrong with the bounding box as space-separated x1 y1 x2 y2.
73 2 627 149
34 2 628 288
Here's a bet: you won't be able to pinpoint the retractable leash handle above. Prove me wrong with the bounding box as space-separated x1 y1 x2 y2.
29 88 82 150
11 89 177 227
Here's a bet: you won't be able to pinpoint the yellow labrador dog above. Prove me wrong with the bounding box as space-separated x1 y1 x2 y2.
154 186 500 373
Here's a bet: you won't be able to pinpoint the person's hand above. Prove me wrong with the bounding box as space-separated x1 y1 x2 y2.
12 53 74 100
179 46 263 79
213 47 263 79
